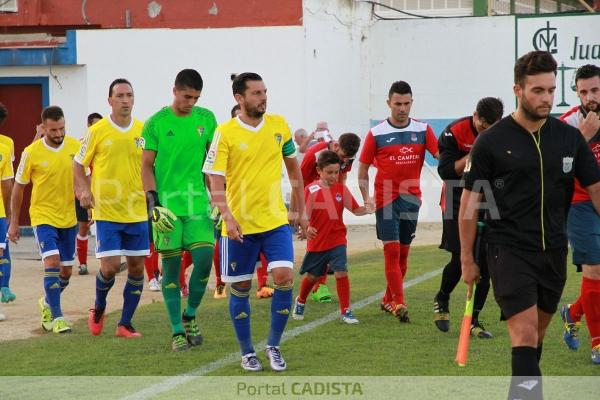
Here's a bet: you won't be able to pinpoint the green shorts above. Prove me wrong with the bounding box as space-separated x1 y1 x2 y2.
153 214 215 252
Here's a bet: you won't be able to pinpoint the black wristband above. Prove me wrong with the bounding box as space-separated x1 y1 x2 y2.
146 190 161 209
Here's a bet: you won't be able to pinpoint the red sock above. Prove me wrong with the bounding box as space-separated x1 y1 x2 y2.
76 235 88 265
213 240 222 286
580 276 600 348
336 275 350 313
144 243 159 281
298 276 315 304
569 296 584 322
312 273 328 292
399 244 410 278
383 285 392 303
256 253 268 288
180 251 192 287
384 242 404 305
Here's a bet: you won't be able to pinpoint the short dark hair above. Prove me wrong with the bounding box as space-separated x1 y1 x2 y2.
0 102 7 123
514 51 557 86
575 64 600 87
388 81 412 98
232 72 263 96
231 104 241 118
475 97 504 125
87 112 103 125
316 150 341 170
41 106 64 122
338 133 361 158
175 69 203 91
108 78 132 97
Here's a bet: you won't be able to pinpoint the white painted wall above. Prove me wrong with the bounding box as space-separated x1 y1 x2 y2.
368 15 516 120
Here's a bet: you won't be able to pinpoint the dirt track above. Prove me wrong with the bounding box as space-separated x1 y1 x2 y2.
0 223 441 341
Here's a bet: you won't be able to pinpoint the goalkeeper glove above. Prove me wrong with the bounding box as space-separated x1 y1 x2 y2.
210 205 223 231
147 190 177 233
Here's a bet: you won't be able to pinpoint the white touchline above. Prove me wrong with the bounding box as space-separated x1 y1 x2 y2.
122 267 443 400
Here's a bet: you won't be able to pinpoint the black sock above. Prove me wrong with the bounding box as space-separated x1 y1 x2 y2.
438 253 461 301
508 346 542 400
536 342 543 363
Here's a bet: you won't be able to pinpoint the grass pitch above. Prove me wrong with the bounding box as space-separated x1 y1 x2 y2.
0 245 596 377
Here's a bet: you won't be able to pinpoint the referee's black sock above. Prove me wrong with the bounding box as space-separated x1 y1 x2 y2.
536 342 543 363
508 346 542 400
438 253 461 301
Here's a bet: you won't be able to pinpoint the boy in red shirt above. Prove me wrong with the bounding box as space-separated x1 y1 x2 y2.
293 151 373 323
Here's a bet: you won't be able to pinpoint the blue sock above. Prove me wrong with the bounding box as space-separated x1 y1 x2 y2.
229 285 254 355
119 274 144 326
44 268 62 319
95 271 115 310
268 283 293 347
60 275 70 293
0 245 11 287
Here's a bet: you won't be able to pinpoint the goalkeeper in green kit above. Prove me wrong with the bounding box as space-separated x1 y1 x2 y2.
141 69 217 352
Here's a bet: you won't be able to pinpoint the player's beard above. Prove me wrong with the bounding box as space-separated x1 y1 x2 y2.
520 94 551 121
47 135 64 146
582 100 599 115
246 102 266 119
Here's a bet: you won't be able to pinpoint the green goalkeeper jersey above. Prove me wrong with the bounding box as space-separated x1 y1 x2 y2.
142 105 217 217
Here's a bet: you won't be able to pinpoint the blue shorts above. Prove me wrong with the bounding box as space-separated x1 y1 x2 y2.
33 224 77 266
0 218 7 249
220 224 293 283
375 194 421 244
95 220 150 258
300 245 347 276
567 201 600 267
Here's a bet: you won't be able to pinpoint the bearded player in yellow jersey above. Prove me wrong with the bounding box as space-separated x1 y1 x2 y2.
8 106 80 333
203 73 308 371
0 102 16 306
74 79 149 338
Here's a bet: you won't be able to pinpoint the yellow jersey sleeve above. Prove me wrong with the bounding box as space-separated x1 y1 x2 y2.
74 128 97 168
15 147 33 185
0 145 14 180
203 129 228 176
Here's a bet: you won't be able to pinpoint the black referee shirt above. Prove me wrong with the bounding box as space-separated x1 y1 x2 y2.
464 115 600 251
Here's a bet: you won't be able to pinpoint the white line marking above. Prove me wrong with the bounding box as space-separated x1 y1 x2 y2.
122 267 443 400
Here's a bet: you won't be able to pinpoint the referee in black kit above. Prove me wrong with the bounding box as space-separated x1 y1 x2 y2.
459 51 600 400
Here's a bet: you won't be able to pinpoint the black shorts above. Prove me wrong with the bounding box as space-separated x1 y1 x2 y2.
487 244 567 320
75 199 89 223
439 218 460 253
300 245 347 277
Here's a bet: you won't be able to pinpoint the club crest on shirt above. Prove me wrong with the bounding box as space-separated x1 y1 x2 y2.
563 156 573 173
197 126 204 136
134 137 145 149
335 193 343 202
274 133 282 145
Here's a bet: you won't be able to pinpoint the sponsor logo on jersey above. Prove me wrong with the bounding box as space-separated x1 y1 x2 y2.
411 133 417 142
308 184 321 194
386 137 396 143
230 261 237 271
166 130 175 137
398 147 414 154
